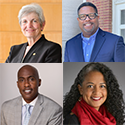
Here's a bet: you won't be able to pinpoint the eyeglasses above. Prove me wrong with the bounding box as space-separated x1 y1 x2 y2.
78 13 98 20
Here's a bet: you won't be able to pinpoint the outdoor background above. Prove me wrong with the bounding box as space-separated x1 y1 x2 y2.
62 0 125 61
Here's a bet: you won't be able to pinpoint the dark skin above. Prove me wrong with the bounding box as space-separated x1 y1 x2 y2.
17 65 41 103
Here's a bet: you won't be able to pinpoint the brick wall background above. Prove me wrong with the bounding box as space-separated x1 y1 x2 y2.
87 0 112 32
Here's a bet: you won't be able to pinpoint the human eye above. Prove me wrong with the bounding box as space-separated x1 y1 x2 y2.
89 13 95 18
29 77 35 82
87 84 93 88
79 14 86 20
100 84 106 88
22 20 27 24
18 78 24 83
33 19 37 23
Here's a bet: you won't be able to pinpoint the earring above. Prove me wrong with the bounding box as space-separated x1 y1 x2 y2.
78 96 82 101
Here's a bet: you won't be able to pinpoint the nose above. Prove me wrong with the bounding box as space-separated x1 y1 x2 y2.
85 15 91 21
93 86 100 94
27 21 32 28
24 79 30 87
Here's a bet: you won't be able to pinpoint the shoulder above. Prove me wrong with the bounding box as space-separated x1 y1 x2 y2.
10 42 27 49
98 28 122 39
66 33 81 44
39 94 62 110
1 96 21 109
41 34 61 48
64 114 80 125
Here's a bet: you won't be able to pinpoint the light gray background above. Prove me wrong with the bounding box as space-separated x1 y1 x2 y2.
63 62 125 102
62 0 84 61
0 63 63 112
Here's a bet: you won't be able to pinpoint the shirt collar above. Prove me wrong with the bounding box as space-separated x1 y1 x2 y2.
22 96 38 106
81 28 99 41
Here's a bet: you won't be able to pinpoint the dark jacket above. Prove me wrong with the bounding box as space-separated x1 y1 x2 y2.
64 28 125 62
5 34 61 63
63 114 80 125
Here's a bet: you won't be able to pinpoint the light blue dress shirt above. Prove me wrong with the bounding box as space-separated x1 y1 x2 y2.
81 28 99 62
22 97 38 125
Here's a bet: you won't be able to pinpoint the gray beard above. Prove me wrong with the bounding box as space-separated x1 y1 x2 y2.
82 24 95 34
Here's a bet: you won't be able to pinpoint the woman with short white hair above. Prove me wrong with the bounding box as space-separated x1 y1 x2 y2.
5 3 61 63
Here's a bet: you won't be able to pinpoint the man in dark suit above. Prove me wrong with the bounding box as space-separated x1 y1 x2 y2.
1 65 62 125
64 2 125 62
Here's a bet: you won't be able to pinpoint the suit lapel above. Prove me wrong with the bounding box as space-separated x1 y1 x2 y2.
74 34 85 62
90 28 106 62
28 94 44 125
15 97 22 125
17 43 27 62
23 35 45 62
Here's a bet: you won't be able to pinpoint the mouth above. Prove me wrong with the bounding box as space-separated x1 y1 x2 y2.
26 29 35 32
91 97 102 101
23 89 32 94
83 23 93 27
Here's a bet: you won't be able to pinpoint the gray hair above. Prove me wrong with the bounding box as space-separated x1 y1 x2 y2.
18 3 45 26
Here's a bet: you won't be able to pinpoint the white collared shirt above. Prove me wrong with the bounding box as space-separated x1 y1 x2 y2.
21 97 38 125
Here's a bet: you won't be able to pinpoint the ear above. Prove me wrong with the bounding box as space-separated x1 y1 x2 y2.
17 81 19 88
38 79 41 87
78 84 83 95
97 15 99 19
41 21 45 31
77 17 80 21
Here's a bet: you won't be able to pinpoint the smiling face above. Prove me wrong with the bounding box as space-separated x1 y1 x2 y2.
78 71 107 111
17 65 41 103
21 12 45 40
77 6 99 37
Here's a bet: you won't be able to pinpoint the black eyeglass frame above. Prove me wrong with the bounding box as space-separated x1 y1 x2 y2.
78 13 98 20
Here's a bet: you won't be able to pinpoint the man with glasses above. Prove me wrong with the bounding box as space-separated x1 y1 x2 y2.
64 2 125 62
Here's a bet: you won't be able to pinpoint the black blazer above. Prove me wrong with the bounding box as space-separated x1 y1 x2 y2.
5 34 61 63
63 114 80 125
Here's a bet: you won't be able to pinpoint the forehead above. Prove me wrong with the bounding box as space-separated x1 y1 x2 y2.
18 66 37 77
21 12 39 20
83 71 105 82
79 6 96 14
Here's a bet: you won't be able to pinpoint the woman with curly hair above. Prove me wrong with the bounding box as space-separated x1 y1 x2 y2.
63 62 125 125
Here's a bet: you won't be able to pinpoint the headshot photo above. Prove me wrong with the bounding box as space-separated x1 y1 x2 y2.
0 0 62 63
63 62 125 125
0 63 63 125
62 0 125 62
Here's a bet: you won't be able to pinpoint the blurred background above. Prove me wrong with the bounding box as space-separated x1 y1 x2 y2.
0 0 62 63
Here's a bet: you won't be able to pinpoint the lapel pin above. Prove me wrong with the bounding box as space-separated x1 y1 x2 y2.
33 53 36 56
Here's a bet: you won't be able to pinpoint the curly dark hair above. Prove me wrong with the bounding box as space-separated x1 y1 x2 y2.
63 62 125 125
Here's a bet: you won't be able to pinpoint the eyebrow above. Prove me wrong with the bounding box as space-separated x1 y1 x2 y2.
22 18 38 21
86 82 106 85
18 76 35 79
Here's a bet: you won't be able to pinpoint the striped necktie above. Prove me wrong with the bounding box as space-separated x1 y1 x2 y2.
23 104 31 125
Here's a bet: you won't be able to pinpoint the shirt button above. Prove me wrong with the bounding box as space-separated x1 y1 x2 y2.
88 43 90 45
87 54 89 56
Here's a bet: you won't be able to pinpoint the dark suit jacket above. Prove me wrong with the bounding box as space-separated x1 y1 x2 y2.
64 28 125 62
5 34 61 63
63 114 80 125
1 94 63 125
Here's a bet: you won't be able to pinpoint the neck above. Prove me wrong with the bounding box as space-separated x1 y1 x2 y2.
83 28 98 38
27 34 41 47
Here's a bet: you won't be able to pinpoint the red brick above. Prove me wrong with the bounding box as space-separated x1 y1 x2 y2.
87 0 112 32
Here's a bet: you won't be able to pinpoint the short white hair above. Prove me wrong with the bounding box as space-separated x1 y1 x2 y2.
18 3 45 26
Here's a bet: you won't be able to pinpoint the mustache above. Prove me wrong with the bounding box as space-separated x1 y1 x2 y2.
83 22 94 26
